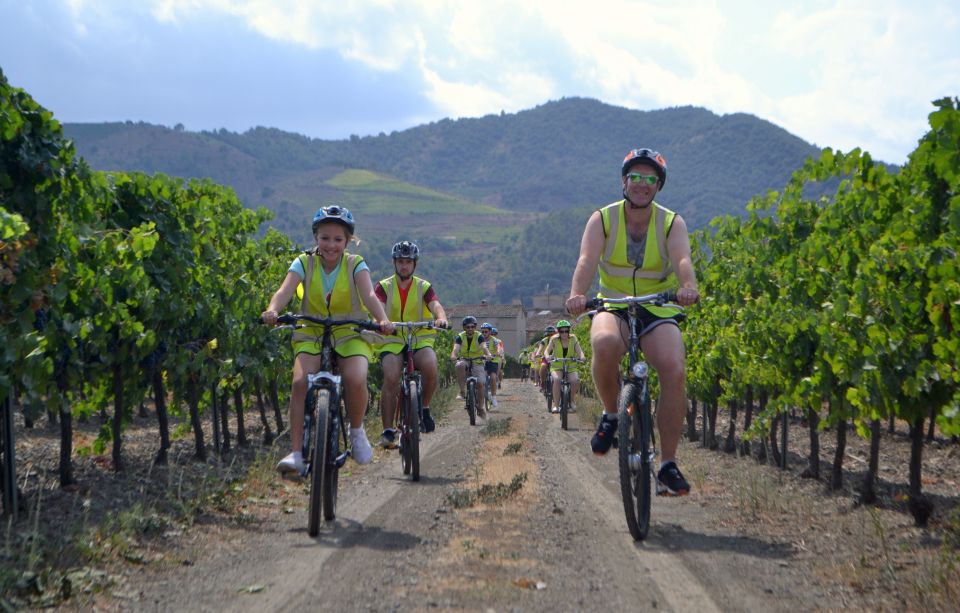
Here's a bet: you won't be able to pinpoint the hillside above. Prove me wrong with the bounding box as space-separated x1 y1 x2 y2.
65 98 828 302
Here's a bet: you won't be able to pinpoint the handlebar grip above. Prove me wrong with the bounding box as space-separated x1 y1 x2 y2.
584 298 603 310
663 290 678 303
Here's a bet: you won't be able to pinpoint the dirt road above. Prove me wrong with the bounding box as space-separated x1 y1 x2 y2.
128 380 818 612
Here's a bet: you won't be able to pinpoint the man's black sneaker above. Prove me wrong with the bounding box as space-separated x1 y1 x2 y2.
422 409 435 433
378 429 398 449
591 414 618 455
656 461 691 496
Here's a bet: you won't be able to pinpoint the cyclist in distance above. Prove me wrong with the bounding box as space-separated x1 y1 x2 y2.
536 325 558 393
262 206 395 475
543 319 586 413
479 323 500 409
450 315 492 409
491 327 505 384
375 240 449 448
565 148 700 496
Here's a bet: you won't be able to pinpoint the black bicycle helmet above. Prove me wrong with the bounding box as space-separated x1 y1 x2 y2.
312 205 356 234
621 148 667 188
392 240 420 260
462 315 478 327
545 325 558 335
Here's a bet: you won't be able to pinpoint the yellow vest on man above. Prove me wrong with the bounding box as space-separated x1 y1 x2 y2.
598 200 680 318
379 274 436 350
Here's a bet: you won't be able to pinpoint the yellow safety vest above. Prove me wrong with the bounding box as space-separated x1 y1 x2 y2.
457 331 487 359
379 275 436 348
546 336 582 371
292 252 370 348
598 200 679 317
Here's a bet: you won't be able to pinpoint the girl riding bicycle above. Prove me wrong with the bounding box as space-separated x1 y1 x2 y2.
543 319 586 413
262 206 394 475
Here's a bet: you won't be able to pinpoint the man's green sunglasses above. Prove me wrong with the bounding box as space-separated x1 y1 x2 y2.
626 173 659 186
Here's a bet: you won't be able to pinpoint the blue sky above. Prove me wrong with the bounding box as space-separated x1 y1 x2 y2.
2 0 958 164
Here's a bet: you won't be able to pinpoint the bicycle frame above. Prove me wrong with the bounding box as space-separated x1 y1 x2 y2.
458 356 485 426
584 291 681 541
549 357 582 430
268 313 380 536
391 321 436 481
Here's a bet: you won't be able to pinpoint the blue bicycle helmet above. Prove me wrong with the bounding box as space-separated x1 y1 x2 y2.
480 322 493 331
312 205 355 234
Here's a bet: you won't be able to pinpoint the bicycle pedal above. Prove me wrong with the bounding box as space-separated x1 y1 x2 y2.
334 451 350 468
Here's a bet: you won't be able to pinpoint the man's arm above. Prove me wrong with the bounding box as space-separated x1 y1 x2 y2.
566 211 604 315
665 215 700 307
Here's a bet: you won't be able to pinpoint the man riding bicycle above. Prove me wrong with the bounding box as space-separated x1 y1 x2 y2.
450 316 492 414
375 240 449 448
543 319 586 413
565 148 700 496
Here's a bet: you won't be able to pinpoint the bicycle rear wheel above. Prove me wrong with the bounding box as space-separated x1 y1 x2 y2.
618 381 653 541
466 380 476 426
545 385 553 413
560 384 570 430
406 379 421 481
308 389 331 536
322 393 341 521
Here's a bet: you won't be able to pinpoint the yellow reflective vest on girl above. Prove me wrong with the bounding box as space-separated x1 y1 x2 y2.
598 200 681 318
291 251 373 359
546 336 583 371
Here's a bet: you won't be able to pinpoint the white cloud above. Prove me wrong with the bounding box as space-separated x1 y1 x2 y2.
49 0 960 161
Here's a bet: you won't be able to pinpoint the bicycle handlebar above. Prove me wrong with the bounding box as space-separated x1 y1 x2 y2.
260 313 382 332
584 290 680 312
392 321 449 330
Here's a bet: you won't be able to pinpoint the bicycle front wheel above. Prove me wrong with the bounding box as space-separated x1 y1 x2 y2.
308 389 331 536
406 379 421 481
466 380 476 426
618 381 653 541
322 392 342 521
560 384 570 430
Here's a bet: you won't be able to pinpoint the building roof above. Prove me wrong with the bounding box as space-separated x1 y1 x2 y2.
446 303 525 319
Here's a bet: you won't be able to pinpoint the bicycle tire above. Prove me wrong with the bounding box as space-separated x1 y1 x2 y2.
545 385 553 413
400 389 411 476
407 379 421 481
618 381 653 541
466 379 476 426
560 383 570 431
307 389 330 536
322 392 341 521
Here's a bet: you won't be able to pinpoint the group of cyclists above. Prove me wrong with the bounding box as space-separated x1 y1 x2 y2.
520 321 586 413
261 146 700 498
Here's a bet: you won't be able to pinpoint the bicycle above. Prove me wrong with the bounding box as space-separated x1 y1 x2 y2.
541 361 553 414
457 357 485 426
584 291 682 541
265 313 381 536
548 357 585 431
390 321 442 481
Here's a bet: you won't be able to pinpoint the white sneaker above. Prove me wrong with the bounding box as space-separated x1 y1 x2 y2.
456 393 464 400
551 406 561 414
350 430 373 465
277 452 305 475
491 397 498 408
